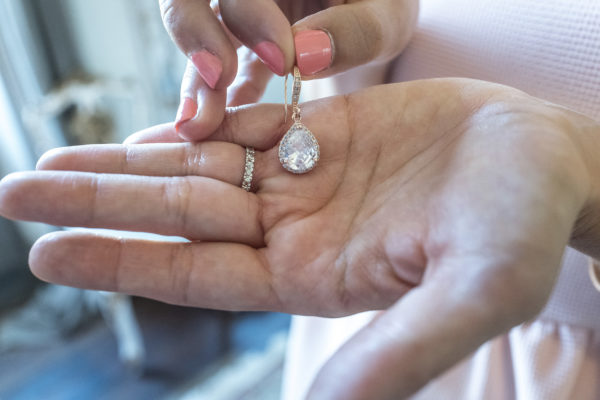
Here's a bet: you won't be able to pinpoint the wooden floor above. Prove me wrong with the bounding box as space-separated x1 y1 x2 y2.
0 298 290 400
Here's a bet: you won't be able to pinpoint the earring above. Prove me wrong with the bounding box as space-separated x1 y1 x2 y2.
279 67 320 174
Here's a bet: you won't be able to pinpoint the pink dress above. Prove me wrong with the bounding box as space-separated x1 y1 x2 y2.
282 1 600 399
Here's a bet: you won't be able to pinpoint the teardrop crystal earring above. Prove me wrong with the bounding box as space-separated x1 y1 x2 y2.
278 67 320 174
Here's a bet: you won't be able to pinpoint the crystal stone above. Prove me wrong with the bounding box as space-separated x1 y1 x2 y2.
278 122 320 174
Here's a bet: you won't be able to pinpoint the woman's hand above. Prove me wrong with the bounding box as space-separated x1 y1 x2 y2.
163 0 418 140
1 79 599 398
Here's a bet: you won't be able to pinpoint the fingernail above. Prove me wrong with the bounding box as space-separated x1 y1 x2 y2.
191 50 222 89
175 97 197 132
294 30 332 76
253 41 285 76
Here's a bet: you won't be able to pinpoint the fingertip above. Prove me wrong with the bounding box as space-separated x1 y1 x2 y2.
219 0 294 75
190 50 224 90
252 41 285 76
175 97 198 132
177 88 227 142
0 171 33 220
294 29 333 76
29 231 65 282
292 1 418 77
35 151 53 171
36 147 65 170
0 173 15 218
30 230 116 289
122 134 141 145
123 123 182 144
160 0 237 90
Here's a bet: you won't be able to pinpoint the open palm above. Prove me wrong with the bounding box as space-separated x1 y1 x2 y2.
0 78 595 398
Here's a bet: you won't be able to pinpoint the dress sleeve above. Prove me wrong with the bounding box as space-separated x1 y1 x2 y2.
588 257 600 292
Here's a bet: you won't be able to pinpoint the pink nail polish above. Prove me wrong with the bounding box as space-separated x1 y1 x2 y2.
191 50 223 89
253 41 285 76
294 30 332 76
175 97 197 132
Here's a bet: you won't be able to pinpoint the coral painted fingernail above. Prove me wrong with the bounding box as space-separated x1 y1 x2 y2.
175 97 197 132
253 41 285 76
191 50 222 89
294 30 332 76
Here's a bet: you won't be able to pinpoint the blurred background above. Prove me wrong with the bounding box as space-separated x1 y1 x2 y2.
0 0 290 399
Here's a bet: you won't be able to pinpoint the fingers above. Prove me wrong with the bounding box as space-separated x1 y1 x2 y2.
308 261 552 399
160 0 232 141
29 231 278 310
165 0 293 140
219 0 295 76
36 141 269 187
0 171 263 245
293 0 419 77
175 61 228 141
159 0 237 90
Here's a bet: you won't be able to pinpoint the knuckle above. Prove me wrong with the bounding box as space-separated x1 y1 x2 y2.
470 264 553 328
112 238 126 292
182 144 202 175
122 145 135 173
168 243 194 305
228 85 260 108
162 177 193 235
348 6 384 63
85 175 100 227
221 107 242 142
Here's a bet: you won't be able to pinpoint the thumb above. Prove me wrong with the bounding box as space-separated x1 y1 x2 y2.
293 0 419 77
307 258 554 399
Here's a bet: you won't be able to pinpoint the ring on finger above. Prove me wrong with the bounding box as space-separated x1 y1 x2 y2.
241 147 255 191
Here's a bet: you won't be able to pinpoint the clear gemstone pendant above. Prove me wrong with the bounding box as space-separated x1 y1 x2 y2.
279 122 320 173
279 66 319 174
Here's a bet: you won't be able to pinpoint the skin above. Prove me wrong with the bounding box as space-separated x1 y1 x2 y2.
1 79 600 398
161 0 419 139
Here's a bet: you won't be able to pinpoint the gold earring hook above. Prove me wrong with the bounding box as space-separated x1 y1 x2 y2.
284 72 289 123
291 67 302 122
284 67 302 123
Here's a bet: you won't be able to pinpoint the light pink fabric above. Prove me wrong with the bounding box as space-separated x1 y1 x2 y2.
282 0 600 399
